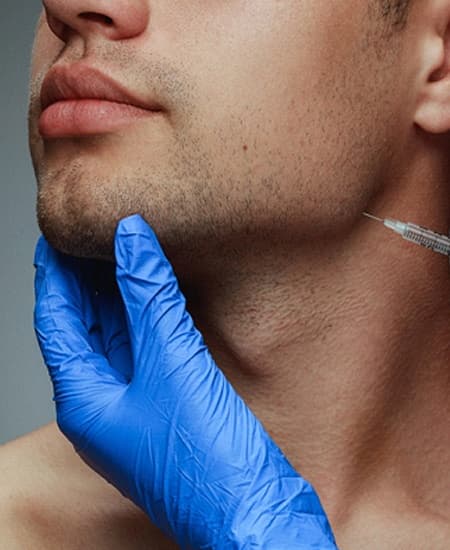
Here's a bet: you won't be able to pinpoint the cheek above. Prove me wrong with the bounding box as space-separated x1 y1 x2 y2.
30 11 63 82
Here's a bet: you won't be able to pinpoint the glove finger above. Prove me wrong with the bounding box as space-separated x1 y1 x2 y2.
114 215 207 384
77 259 133 381
112 219 338 547
34 236 128 387
94 287 133 382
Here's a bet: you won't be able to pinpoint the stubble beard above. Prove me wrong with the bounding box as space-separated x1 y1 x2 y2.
33 151 233 274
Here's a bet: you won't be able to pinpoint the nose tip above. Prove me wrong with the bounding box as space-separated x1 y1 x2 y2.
43 0 150 42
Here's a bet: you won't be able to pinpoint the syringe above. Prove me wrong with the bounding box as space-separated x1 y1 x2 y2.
363 212 450 256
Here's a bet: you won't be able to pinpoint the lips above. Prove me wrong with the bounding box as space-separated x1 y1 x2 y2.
39 64 163 138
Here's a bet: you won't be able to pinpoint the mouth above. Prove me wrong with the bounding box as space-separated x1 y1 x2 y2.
39 63 164 138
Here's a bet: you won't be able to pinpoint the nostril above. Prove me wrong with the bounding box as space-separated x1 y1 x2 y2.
78 12 114 26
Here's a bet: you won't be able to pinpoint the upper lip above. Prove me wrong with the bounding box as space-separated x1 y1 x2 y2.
40 63 163 112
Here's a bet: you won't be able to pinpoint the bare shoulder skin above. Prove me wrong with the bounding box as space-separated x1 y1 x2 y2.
0 423 178 550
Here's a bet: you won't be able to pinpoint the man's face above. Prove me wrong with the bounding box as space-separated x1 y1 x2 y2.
29 1 411 271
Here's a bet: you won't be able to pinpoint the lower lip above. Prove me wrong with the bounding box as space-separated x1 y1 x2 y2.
38 99 157 138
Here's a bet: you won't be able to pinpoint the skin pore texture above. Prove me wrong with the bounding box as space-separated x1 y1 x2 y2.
23 0 450 547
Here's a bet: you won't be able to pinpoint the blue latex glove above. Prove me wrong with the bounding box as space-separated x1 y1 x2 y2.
34 214 338 550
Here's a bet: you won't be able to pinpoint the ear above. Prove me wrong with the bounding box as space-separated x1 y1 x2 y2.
414 2 450 134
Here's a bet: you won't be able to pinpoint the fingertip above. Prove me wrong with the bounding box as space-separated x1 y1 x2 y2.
116 214 151 236
34 236 52 300
114 214 163 272
34 236 70 272
33 235 50 269
33 238 85 315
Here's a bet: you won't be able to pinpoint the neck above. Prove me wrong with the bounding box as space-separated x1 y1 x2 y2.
181 199 450 528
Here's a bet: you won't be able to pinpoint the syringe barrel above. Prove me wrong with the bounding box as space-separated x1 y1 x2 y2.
403 223 450 256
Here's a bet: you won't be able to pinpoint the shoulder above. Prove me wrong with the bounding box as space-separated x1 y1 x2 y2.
0 423 178 550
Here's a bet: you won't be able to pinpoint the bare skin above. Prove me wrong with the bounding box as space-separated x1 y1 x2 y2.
1 0 450 548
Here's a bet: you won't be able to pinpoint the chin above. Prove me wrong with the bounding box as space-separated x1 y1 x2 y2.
35 163 142 262
37 192 117 262
39 217 116 262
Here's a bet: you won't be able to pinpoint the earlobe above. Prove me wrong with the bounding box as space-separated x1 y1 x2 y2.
414 14 450 134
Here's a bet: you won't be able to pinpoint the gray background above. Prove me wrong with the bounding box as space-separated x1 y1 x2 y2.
0 2 55 444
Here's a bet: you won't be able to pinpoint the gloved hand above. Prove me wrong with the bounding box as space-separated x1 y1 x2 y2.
34 214 338 550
